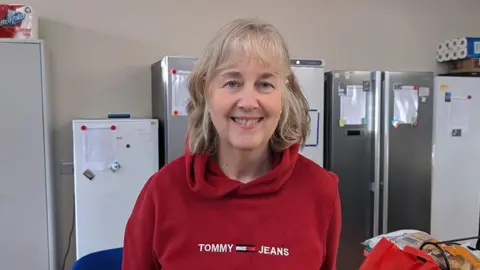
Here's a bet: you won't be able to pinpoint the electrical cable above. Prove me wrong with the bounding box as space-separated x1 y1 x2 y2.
420 241 450 270
61 205 75 270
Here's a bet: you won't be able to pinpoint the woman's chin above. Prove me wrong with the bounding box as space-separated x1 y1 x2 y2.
229 137 265 152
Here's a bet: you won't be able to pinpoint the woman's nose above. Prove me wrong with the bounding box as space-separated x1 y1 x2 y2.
236 84 259 111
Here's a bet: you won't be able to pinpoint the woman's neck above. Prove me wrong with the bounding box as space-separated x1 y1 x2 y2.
216 143 272 183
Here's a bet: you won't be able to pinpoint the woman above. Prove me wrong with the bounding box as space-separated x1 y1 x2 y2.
122 18 341 270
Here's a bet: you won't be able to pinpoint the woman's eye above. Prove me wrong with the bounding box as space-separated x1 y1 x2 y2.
225 81 240 88
258 82 274 90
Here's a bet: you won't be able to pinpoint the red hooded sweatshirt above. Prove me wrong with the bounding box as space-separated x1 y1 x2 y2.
122 143 341 270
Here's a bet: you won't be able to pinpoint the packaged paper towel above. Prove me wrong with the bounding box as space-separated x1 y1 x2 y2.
437 37 480 62
0 4 37 39
362 230 437 251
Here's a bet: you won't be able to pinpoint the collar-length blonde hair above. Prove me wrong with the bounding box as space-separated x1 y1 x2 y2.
186 18 310 155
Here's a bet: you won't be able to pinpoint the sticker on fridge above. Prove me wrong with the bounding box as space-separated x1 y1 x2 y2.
392 84 418 125
171 70 191 116
339 85 367 126
418 87 430 97
439 84 449 93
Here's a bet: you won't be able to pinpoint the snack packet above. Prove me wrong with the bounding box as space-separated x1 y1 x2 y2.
0 5 36 39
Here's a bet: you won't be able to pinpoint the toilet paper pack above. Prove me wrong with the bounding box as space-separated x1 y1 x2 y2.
0 4 37 39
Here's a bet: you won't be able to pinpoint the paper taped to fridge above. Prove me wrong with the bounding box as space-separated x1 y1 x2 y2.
340 85 366 126
171 70 191 116
84 127 115 171
393 86 418 125
449 97 470 135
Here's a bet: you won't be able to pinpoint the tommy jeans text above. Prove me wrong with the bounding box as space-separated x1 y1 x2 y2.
198 243 289 256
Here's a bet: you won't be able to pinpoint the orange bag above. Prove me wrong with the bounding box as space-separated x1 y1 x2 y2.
360 237 442 270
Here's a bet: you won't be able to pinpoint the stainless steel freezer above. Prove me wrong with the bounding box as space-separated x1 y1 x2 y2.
380 71 434 235
324 70 434 270
152 56 196 167
324 71 379 270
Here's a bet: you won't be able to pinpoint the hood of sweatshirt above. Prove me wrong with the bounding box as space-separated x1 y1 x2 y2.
184 139 299 198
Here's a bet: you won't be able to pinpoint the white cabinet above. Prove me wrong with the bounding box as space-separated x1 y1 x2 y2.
0 40 56 270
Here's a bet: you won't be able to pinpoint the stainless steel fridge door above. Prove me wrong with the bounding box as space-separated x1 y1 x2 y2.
152 56 196 166
381 71 434 234
324 70 379 270
291 59 325 166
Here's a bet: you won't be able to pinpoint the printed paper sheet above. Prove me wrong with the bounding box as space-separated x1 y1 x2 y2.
393 88 418 124
172 70 191 116
83 128 115 171
340 85 367 125
449 98 470 133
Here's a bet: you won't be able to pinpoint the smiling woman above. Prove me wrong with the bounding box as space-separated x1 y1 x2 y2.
122 18 342 270
187 19 310 157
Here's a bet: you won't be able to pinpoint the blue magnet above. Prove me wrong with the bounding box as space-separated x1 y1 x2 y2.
445 92 451 102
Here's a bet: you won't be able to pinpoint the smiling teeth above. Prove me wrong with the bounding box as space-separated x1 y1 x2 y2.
233 118 261 126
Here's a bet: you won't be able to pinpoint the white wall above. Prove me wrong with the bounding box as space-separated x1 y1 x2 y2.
22 0 480 268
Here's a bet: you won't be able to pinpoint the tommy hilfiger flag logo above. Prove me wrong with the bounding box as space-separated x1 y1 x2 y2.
235 244 256 253
198 243 289 256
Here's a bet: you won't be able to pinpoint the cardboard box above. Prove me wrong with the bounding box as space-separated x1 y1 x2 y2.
449 58 480 73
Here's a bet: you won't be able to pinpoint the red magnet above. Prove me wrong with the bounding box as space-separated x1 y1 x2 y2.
111 125 116 130
81 125 87 131
171 69 177 75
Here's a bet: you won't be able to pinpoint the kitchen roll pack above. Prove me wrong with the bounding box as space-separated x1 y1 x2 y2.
436 37 480 62
0 4 38 39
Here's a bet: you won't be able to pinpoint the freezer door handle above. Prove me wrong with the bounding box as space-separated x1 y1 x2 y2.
372 71 382 237
381 74 391 235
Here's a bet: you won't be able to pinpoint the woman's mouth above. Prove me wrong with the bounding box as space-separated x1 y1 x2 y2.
230 117 264 129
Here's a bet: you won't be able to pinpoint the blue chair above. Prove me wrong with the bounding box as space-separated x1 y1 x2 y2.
72 248 123 270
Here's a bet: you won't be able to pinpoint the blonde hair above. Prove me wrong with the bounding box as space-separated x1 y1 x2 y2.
186 18 310 154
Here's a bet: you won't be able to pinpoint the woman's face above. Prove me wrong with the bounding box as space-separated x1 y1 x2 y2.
207 56 283 152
